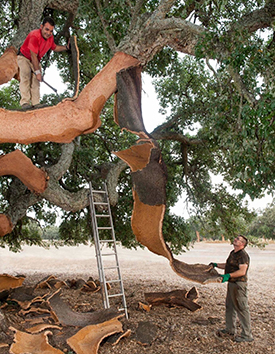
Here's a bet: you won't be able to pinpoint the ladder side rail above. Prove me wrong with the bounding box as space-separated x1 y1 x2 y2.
104 183 128 318
89 183 110 308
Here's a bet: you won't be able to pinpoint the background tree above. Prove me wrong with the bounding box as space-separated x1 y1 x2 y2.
1 0 275 251
248 201 275 240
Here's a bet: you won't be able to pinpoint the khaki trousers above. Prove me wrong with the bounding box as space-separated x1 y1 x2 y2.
17 55 41 106
225 282 253 339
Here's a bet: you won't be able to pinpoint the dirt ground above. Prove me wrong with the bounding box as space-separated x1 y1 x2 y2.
0 241 274 354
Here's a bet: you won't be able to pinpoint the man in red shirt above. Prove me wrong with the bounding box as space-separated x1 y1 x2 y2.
17 17 69 109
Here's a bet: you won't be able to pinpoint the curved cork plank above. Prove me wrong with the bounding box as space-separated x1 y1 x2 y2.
0 46 19 84
0 150 48 193
0 52 140 144
67 317 123 354
115 143 221 284
48 290 119 327
114 65 149 139
0 214 12 237
0 274 25 292
9 328 64 354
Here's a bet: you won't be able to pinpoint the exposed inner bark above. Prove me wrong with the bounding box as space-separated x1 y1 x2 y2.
66 316 124 354
0 52 140 145
0 47 19 84
9 327 64 354
0 150 48 193
0 214 13 237
0 274 25 292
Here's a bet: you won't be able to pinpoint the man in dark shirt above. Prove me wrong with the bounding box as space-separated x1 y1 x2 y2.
210 235 254 342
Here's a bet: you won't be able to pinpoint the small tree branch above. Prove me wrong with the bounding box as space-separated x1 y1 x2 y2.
153 0 177 19
129 0 146 31
227 65 257 106
47 142 75 180
95 0 117 53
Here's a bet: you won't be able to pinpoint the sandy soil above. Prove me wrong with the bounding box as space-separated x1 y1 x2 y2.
0 241 274 354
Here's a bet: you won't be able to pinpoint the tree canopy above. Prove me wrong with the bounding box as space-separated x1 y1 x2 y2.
1 0 275 251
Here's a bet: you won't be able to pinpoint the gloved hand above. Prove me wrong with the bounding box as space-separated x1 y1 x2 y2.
220 274 231 283
209 262 217 268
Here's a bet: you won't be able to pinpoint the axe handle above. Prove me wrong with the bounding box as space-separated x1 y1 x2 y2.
42 79 58 93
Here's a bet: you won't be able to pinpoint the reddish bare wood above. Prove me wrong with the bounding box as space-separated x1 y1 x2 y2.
0 214 12 237
67 316 123 354
0 52 140 145
0 47 19 85
0 150 48 193
10 327 63 354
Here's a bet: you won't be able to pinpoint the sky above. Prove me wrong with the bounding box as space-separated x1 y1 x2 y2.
41 65 274 218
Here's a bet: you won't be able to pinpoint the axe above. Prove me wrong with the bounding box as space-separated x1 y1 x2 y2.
42 78 61 101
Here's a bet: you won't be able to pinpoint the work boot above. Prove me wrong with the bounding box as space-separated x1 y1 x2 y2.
33 103 46 109
21 103 32 110
217 329 235 337
234 336 254 343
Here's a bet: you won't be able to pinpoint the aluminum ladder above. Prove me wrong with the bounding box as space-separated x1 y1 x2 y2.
88 182 128 319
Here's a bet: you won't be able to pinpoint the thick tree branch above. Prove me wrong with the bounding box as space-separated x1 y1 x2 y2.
106 159 127 205
41 177 89 212
47 142 75 180
5 179 40 226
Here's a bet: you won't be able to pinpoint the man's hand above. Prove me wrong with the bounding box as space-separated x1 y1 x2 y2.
34 70 42 82
220 274 231 283
209 262 217 268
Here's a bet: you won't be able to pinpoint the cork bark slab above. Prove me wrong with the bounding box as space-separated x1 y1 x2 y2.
0 274 25 292
114 66 221 284
9 328 64 354
67 316 123 354
48 290 119 327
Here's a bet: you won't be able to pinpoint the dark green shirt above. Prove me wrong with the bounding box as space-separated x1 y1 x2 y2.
225 249 250 282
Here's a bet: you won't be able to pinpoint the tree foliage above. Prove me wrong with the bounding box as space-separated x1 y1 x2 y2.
1 0 275 251
248 201 275 239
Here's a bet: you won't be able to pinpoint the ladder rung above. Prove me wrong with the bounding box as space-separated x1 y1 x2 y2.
101 253 116 256
104 266 119 270
118 307 127 311
98 227 112 230
91 190 106 194
106 279 121 284
93 202 108 205
99 240 115 243
96 214 110 217
108 293 123 298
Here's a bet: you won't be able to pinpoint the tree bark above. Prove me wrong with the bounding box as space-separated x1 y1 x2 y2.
145 288 202 312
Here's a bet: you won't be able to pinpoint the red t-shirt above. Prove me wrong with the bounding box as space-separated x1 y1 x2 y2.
20 29 56 62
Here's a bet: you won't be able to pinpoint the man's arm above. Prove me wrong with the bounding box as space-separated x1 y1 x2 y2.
30 50 42 82
54 44 68 52
216 263 226 269
228 263 248 278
